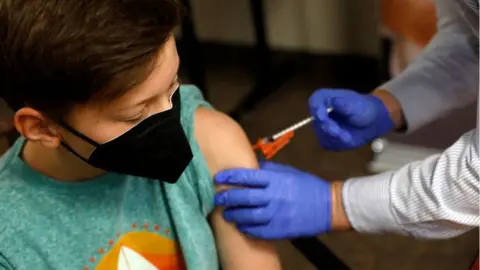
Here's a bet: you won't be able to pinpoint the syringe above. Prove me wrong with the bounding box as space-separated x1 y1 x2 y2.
261 107 333 143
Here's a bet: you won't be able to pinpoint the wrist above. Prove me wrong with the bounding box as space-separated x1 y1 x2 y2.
372 89 405 130
330 181 352 231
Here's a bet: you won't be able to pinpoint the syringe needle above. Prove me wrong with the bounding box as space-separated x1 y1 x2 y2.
271 117 313 141
267 107 333 142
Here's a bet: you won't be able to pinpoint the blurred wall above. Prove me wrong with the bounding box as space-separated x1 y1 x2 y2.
184 0 380 56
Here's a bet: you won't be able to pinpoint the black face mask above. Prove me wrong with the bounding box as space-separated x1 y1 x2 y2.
59 89 193 183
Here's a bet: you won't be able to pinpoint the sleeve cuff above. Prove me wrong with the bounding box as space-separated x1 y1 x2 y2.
379 78 436 134
342 172 406 235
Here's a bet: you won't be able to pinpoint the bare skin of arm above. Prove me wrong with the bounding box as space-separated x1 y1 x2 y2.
373 89 405 129
194 107 281 270
330 181 352 230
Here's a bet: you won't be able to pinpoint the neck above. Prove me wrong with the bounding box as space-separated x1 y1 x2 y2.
22 140 105 182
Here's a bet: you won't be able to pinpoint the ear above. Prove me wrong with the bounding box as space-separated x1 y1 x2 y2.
14 108 61 148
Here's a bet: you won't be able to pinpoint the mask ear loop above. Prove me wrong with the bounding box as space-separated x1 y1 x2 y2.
58 119 129 241
57 120 100 163
58 120 100 147
58 141 92 164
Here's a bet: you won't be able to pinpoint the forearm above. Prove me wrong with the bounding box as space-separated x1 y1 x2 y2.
332 129 479 238
330 181 351 231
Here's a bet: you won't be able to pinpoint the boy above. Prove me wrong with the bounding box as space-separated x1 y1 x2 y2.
0 0 281 269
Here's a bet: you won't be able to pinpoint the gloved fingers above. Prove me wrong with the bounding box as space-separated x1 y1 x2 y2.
313 116 344 139
311 90 375 129
215 188 269 207
308 90 335 122
332 95 385 129
309 91 358 144
312 111 355 146
330 96 363 118
309 105 329 122
313 125 349 151
223 207 273 225
259 161 303 174
327 128 353 146
215 168 270 187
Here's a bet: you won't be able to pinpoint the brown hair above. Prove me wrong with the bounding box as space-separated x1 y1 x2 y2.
0 0 183 119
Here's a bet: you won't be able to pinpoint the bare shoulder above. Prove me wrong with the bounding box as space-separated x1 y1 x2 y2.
194 107 258 176
193 107 281 270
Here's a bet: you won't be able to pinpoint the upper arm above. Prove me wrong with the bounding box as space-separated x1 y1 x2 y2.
379 0 478 132
194 107 281 270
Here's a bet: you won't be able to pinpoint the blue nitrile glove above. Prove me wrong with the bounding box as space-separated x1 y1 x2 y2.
309 88 395 151
214 161 331 240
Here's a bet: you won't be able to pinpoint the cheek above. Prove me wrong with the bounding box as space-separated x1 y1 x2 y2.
67 110 133 146
63 121 133 158
83 121 133 144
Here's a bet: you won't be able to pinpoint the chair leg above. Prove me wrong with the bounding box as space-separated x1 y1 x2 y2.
228 0 295 120
291 238 350 270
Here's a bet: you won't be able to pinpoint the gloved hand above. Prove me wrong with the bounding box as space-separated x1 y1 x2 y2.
214 161 332 240
309 88 395 151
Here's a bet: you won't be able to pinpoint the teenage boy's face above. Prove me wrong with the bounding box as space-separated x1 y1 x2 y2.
57 35 181 158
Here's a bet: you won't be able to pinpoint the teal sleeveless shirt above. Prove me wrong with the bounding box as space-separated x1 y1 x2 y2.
0 85 219 270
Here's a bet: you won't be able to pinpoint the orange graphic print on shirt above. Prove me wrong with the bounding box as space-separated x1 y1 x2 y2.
94 231 186 270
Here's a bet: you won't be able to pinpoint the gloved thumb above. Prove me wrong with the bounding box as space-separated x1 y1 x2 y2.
259 160 284 171
215 168 270 187
308 90 334 122
331 97 374 128
331 97 362 117
260 161 303 175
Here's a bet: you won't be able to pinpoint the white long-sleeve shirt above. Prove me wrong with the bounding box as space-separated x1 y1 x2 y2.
342 0 479 239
